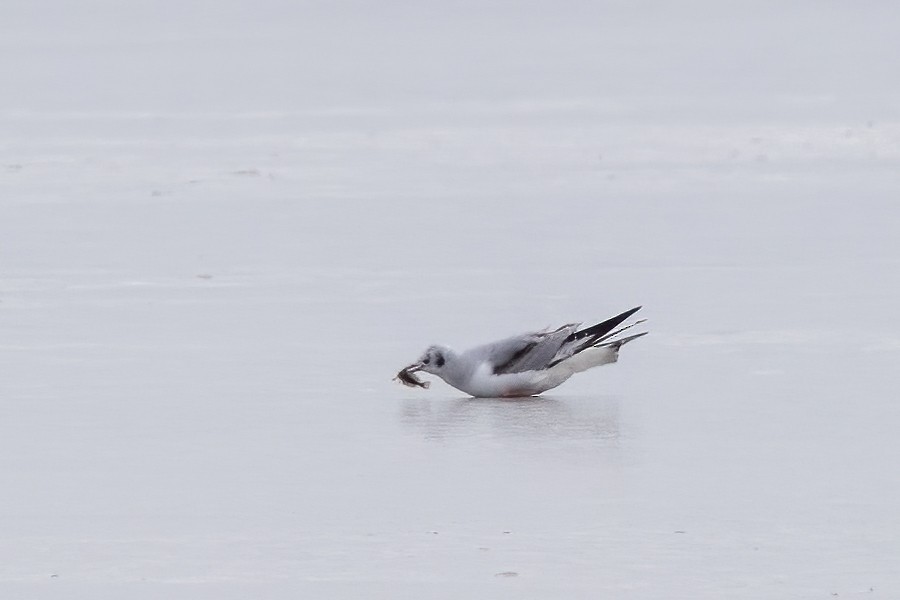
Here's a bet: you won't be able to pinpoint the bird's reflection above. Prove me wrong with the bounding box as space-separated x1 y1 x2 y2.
399 395 622 442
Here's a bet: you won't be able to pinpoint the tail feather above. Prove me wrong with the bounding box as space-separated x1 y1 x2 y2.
559 345 620 374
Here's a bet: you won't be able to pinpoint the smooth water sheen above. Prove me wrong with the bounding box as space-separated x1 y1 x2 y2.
2 1 900 598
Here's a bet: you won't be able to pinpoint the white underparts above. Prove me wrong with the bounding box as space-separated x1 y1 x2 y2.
442 346 621 397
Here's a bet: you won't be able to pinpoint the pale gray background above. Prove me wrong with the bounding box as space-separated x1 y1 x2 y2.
2 1 899 598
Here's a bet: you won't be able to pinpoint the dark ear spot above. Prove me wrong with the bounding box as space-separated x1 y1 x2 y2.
436 354 445 368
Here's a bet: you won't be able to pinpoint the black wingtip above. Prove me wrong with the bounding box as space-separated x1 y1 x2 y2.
610 331 649 345
571 306 643 342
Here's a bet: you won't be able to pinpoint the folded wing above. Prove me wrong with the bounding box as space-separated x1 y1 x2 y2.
489 324 579 375
464 307 645 376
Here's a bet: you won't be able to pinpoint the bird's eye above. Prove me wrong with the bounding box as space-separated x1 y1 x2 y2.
423 357 430 365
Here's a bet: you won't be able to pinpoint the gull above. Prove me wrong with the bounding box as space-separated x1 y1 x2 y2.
395 306 647 397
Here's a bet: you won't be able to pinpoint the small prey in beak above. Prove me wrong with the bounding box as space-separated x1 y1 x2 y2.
394 364 430 388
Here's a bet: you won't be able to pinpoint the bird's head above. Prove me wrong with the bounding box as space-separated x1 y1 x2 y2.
407 345 452 375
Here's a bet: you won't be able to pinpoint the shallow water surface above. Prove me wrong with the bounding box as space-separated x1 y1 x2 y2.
2 1 900 597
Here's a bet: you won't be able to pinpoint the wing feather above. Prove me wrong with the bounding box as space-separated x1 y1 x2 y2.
464 307 645 376
491 324 577 374
547 307 645 368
